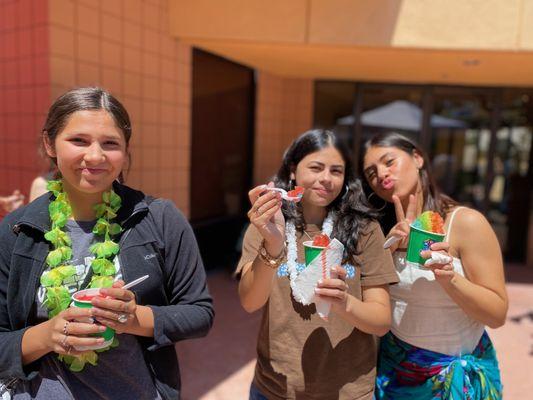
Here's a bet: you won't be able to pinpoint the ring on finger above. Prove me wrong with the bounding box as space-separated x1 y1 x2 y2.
117 313 128 324
61 334 69 347
63 321 70 336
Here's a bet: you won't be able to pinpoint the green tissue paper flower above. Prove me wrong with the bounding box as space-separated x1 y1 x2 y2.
42 180 123 371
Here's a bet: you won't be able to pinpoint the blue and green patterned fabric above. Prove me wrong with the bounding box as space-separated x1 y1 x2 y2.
375 331 502 399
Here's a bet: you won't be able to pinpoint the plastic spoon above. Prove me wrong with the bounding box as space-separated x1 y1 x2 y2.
266 187 303 202
121 274 150 290
383 236 401 249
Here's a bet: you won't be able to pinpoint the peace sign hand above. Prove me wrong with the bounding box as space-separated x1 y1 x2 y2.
383 194 416 252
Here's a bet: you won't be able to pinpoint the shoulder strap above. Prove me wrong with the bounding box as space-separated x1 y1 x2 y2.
445 206 465 242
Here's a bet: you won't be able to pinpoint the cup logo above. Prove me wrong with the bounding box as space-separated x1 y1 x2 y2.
422 239 435 251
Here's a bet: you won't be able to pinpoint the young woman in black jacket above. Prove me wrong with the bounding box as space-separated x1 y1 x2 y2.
0 87 213 399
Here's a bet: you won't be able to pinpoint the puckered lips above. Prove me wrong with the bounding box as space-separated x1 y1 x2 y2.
381 178 395 190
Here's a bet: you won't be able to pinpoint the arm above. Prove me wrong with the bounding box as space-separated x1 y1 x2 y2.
146 200 214 349
237 234 282 313
90 201 214 348
316 222 398 336
0 217 34 379
315 267 392 336
0 216 101 379
237 185 285 313
423 208 508 328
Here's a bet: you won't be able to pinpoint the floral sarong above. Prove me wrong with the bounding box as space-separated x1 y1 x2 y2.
375 331 502 399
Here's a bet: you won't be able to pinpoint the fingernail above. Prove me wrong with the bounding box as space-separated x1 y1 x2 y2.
99 326 106 332
314 288 320 293
97 338 105 343
100 289 108 295
318 279 323 284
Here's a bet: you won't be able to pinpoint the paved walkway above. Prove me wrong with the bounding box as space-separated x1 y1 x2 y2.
176 264 533 399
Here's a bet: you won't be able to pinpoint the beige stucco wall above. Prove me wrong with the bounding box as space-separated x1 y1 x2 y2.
171 0 533 51
390 0 524 50
170 0 533 86
48 0 192 215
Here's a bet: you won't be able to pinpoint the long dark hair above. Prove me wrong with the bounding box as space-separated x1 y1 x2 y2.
274 129 377 259
362 132 457 219
42 87 132 181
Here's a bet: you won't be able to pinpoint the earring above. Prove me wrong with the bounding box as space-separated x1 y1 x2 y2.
289 179 296 191
368 192 387 211
342 184 350 199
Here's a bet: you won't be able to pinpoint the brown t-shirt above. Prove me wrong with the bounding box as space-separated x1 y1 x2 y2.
236 221 398 400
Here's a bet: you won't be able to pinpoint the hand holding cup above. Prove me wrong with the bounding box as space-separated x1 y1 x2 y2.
46 306 107 356
420 242 455 284
90 280 138 334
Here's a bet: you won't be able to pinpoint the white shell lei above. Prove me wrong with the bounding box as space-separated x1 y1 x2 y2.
286 211 335 293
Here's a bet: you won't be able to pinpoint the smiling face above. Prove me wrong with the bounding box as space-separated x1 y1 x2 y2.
362 145 423 202
292 146 345 208
44 110 128 196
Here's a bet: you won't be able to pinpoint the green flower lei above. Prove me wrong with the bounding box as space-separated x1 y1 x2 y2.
41 180 123 371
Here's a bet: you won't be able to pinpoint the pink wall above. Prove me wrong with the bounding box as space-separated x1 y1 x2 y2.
254 72 314 184
0 0 50 208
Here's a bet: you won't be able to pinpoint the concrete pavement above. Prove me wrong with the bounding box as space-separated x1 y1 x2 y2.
177 264 533 399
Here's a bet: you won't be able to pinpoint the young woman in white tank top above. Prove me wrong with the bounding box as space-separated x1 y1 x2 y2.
362 132 507 399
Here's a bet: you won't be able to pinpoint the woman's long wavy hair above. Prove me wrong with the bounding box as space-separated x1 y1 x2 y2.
362 132 457 220
274 129 377 259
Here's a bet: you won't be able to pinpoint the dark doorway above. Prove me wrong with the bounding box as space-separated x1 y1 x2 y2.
191 49 255 270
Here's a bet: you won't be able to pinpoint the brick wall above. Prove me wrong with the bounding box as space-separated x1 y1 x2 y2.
0 0 50 203
254 71 314 184
0 0 192 216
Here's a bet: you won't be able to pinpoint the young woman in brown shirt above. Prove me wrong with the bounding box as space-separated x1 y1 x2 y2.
236 130 398 400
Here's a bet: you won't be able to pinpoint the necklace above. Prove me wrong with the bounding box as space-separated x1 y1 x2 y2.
41 180 123 371
285 211 334 293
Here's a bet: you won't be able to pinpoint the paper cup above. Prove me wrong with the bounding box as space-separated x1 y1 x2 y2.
303 241 326 266
406 225 445 266
71 288 114 351
302 241 338 320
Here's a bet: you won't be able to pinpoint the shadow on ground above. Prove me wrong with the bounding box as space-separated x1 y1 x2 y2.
176 271 260 400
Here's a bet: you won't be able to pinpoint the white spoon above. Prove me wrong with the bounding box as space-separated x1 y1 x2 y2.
383 236 401 249
122 274 150 290
266 187 303 202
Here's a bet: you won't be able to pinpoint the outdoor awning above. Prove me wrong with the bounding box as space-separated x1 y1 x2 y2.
336 100 467 131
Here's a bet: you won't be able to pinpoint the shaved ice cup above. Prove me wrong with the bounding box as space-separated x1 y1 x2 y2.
302 240 344 321
406 225 445 267
71 288 114 351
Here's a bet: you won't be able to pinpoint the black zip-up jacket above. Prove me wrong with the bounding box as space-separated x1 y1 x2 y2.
0 183 214 399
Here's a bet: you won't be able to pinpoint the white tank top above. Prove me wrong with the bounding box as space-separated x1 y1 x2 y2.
389 207 485 356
